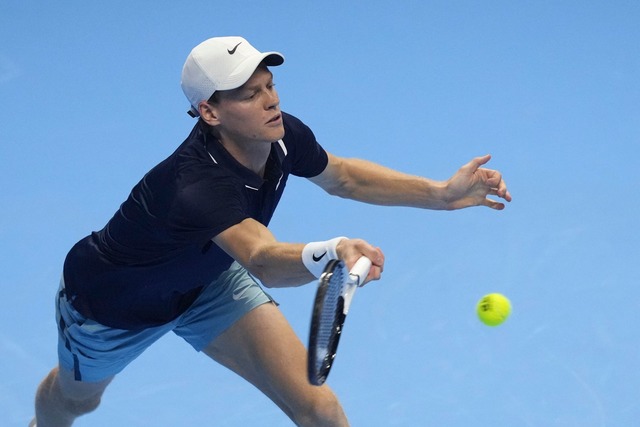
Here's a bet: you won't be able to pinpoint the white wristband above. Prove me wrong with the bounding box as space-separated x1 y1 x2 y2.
302 236 347 278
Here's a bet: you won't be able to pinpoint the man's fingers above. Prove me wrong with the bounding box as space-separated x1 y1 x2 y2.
459 154 492 176
484 198 506 210
499 187 512 202
487 185 511 202
470 154 492 169
490 176 511 202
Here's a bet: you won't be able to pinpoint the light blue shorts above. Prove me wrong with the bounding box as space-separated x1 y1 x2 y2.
56 262 274 382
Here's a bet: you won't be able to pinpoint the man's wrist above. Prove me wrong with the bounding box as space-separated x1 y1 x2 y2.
301 236 347 278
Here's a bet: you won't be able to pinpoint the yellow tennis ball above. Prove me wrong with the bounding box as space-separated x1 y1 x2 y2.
476 293 511 326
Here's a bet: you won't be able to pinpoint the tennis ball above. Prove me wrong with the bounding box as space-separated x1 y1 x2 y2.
476 293 511 326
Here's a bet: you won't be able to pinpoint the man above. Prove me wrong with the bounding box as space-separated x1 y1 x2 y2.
31 36 511 427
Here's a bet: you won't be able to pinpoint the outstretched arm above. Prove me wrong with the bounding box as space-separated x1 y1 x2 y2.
309 152 511 211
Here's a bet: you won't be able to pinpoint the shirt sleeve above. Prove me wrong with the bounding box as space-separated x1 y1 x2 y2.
282 112 329 178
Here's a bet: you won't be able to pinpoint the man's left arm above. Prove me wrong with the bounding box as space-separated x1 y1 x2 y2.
308 152 511 211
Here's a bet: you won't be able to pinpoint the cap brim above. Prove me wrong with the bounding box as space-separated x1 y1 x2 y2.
263 52 284 67
219 51 284 91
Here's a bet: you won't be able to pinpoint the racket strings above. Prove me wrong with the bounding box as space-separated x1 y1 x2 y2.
309 257 371 386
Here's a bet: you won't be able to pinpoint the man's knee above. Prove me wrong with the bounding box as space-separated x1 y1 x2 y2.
294 389 347 427
39 367 108 416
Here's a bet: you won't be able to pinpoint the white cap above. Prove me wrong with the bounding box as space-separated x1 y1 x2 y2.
181 36 284 117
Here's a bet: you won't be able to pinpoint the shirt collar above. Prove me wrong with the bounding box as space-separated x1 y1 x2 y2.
201 124 283 191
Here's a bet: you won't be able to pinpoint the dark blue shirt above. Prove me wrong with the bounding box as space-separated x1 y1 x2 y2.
63 112 328 329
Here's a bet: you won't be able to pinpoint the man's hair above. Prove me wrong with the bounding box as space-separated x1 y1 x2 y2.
207 91 221 105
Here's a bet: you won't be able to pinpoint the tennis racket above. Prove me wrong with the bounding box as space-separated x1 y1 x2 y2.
308 256 372 386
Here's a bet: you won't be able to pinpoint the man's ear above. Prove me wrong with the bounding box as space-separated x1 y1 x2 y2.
199 101 221 126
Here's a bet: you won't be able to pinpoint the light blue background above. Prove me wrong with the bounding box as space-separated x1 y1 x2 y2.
2 1 638 426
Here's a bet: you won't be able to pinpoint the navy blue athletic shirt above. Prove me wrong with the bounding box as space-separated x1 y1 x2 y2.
63 112 328 330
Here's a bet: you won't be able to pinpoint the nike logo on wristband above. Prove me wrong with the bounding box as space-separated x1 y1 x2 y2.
227 42 242 54
313 252 327 262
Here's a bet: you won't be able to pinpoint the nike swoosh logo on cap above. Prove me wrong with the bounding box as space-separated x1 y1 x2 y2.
227 42 242 55
312 252 327 262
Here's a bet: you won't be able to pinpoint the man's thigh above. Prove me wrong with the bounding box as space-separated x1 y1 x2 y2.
201 303 337 414
173 261 274 351
57 282 173 382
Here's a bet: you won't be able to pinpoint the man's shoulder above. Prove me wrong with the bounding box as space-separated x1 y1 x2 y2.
282 111 316 142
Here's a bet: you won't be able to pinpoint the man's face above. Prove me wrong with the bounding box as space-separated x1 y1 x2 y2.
210 66 285 146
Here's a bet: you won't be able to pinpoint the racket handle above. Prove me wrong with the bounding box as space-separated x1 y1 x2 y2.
349 256 372 287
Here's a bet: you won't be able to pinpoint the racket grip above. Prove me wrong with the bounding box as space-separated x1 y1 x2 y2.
349 256 372 287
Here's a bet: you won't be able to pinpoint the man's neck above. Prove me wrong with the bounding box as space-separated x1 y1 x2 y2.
219 137 271 177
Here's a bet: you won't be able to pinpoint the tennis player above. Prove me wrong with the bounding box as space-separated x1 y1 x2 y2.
30 36 511 427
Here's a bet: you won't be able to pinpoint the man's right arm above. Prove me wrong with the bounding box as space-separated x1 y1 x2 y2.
212 218 384 288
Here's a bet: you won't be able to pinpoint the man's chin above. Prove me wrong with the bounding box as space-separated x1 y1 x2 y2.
270 127 285 142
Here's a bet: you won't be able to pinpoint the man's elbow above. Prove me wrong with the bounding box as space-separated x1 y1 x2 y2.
252 268 277 287
321 179 352 199
244 254 281 288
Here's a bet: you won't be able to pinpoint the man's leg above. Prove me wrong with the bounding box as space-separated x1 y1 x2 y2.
203 303 349 427
32 365 113 427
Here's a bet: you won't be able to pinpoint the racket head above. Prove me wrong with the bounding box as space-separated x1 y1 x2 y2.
308 259 349 386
